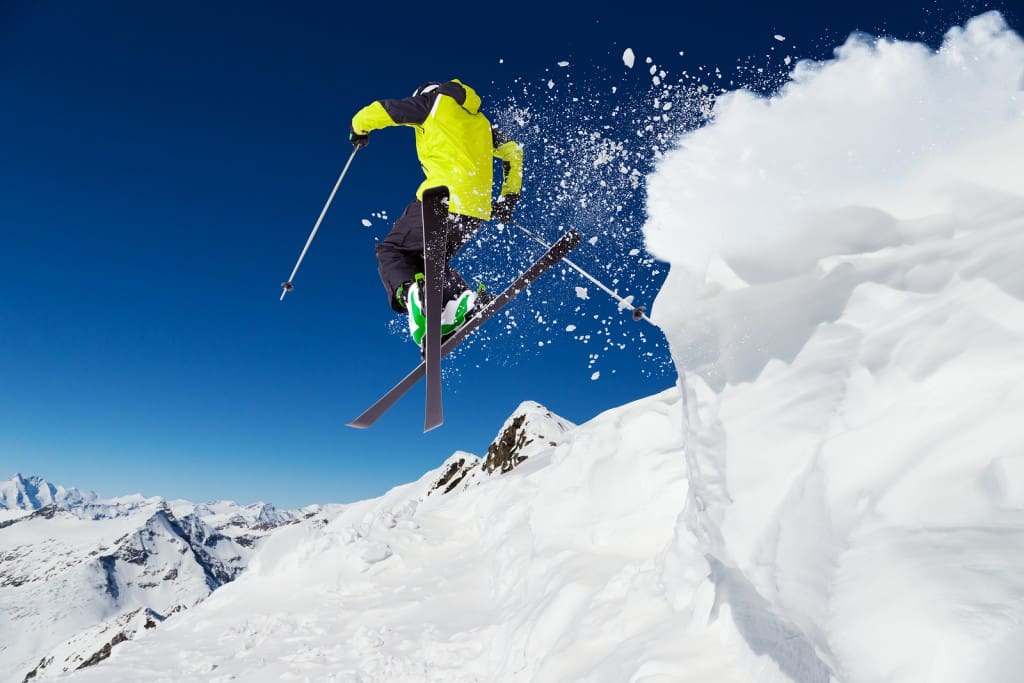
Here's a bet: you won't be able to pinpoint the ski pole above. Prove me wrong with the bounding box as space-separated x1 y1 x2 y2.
511 221 653 324
280 148 359 301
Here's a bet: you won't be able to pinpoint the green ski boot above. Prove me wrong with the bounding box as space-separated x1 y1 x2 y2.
404 273 426 346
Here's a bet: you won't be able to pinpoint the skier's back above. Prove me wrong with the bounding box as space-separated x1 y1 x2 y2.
349 79 524 348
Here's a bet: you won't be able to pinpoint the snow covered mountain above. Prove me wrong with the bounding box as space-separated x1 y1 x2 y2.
11 11 1024 683
0 476 323 682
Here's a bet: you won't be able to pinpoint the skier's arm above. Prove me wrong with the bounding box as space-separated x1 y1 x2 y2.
492 127 523 196
351 96 433 135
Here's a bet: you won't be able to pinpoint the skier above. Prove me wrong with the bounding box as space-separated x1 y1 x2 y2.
349 79 523 349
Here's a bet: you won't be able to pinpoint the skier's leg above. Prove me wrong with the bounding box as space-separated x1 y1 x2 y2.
439 214 488 334
375 200 425 312
440 214 482 302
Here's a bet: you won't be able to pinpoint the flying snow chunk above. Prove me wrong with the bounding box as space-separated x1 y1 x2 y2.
774 34 786 41
547 79 555 89
575 287 590 300
566 324 577 332
558 61 570 67
623 48 635 69
591 371 600 381
361 219 372 227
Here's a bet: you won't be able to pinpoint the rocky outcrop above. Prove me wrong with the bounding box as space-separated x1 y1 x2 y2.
428 402 576 496
483 402 575 474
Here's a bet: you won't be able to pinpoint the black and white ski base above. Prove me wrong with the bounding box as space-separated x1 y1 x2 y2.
347 226 583 431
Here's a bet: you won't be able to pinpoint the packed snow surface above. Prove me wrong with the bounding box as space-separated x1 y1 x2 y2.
52 10 1024 682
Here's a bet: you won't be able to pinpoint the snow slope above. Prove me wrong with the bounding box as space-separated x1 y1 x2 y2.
65 390 691 682
56 10 1024 683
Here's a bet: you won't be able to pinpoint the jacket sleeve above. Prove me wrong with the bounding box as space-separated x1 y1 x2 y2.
351 95 434 134
492 127 524 196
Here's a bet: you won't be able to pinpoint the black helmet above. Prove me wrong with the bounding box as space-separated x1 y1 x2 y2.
412 82 441 97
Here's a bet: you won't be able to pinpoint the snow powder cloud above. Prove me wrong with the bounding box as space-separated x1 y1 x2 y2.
644 11 1024 279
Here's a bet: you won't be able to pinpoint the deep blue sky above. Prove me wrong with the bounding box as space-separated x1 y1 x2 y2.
1 0 1019 508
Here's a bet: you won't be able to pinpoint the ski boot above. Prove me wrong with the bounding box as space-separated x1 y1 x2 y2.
402 274 426 346
440 283 489 343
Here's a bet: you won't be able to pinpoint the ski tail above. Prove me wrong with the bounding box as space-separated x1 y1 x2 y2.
347 228 582 429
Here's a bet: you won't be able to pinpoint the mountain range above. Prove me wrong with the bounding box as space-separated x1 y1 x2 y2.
0 473 323 681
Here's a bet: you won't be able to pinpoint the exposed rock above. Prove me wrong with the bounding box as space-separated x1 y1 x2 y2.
483 402 575 475
430 457 480 495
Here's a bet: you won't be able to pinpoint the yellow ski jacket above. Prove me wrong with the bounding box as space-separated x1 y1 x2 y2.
351 79 523 220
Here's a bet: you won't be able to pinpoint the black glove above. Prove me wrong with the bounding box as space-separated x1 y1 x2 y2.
492 193 519 223
349 126 369 149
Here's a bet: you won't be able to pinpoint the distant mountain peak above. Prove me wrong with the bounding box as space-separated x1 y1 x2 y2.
0 472 99 512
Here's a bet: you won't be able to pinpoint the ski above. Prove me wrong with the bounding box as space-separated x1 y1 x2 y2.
347 227 583 430
421 187 448 432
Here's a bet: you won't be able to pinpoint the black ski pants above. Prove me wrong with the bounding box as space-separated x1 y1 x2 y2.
376 199 483 313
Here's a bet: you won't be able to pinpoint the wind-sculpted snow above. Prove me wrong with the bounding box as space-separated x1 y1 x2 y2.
647 11 1024 681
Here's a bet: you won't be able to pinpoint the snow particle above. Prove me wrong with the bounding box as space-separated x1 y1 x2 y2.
774 34 786 41
622 48 635 69
361 219 372 227
590 371 600 381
